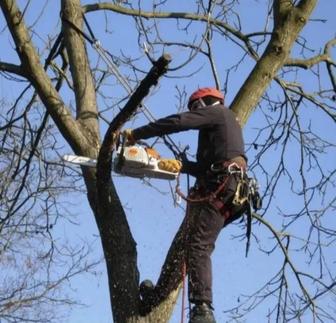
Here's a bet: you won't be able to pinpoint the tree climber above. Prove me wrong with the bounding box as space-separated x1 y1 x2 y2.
123 87 248 323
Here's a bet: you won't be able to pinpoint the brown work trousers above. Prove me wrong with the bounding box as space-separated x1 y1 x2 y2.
186 174 245 304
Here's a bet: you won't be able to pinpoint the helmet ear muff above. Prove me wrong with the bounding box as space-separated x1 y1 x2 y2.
199 98 206 108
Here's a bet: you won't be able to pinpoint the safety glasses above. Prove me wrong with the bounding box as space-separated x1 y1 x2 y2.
188 99 206 111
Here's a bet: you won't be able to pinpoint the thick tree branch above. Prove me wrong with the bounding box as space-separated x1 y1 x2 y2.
230 0 317 125
0 61 26 77
324 38 336 62
96 54 172 323
297 0 318 12
61 0 100 149
273 0 293 27
325 39 336 91
285 53 331 68
0 0 89 154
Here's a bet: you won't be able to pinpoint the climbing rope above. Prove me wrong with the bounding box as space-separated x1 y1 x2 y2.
181 261 187 323
175 172 231 323
175 173 231 205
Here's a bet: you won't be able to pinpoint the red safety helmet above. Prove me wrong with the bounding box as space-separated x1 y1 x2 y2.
188 87 224 109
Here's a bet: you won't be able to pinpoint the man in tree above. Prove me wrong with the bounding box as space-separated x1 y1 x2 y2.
124 87 247 323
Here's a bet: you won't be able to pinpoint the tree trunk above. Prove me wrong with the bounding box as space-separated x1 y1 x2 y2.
96 54 177 322
0 0 320 322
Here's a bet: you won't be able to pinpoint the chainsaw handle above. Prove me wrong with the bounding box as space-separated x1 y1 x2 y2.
136 140 151 147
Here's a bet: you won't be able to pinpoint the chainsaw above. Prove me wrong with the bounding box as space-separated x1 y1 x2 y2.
62 144 179 180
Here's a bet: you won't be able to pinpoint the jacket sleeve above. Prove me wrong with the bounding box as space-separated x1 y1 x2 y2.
132 108 215 140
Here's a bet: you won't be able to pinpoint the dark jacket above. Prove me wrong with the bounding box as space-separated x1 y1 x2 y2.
132 104 246 178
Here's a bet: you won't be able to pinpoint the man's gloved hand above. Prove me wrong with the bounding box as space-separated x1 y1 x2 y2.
122 128 135 145
158 159 182 173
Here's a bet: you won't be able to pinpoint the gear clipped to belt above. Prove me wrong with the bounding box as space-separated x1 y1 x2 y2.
231 176 262 257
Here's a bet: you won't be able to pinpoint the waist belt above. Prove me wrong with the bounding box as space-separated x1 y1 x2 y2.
210 156 247 173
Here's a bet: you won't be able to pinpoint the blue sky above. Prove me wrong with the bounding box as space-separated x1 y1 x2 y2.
1 1 335 322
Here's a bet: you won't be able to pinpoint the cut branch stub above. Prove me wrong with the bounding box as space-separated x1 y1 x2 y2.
95 54 171 322
97 53 172 179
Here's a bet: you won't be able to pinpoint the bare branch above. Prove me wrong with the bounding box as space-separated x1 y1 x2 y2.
0 61 26 77
83 3 248 45
0 0 89 154
96 54 172 322
230 0 317 125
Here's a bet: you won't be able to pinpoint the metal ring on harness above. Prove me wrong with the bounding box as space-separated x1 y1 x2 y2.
210 159 246 175
227 162 244 176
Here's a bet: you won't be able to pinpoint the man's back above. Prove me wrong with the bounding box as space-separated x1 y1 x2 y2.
194 105 246 172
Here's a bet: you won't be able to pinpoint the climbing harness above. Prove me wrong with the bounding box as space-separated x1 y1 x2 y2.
175 161 262 257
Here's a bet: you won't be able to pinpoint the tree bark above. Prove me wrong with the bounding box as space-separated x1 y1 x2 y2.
0 0 90 154
230 0 317 125
61 0 100 149
96 54 175 322
0 0 321 322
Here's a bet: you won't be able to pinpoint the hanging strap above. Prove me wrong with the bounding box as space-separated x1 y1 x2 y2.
245 199 253 257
